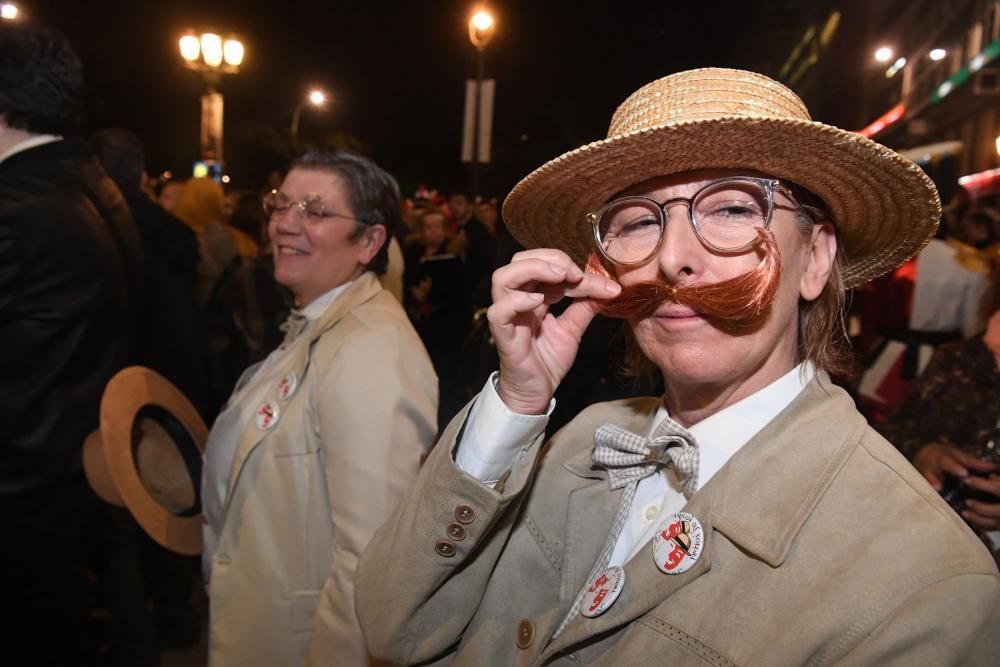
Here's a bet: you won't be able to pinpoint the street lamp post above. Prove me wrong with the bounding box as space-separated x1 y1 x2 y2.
468 8 495 195
291 89 328 140
178 31 244 171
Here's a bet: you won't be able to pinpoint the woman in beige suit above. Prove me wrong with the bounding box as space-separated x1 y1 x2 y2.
202 150 438 666
356 70 1000 665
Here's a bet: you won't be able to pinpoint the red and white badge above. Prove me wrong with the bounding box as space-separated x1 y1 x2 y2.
277 371 298 401
256 401 280 430
652 512 704 575
580 565 626 618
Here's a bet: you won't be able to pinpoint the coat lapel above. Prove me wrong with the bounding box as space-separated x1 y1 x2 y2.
548 399 661 645
222 273 384 512
541 487 715 661
539 373 864 661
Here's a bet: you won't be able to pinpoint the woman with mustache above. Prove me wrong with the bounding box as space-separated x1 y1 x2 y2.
356 69 999 665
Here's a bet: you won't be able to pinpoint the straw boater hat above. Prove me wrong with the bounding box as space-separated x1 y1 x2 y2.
83 367 208 555
503 68 941 288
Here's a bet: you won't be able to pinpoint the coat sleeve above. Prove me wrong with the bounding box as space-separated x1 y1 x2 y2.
305 323 438 666
355 393 547 665
830 572 1000 666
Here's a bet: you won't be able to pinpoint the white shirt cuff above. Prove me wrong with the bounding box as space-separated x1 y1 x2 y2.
454 372 554 483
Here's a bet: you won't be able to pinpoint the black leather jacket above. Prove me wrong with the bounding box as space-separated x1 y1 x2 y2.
0 138 143 499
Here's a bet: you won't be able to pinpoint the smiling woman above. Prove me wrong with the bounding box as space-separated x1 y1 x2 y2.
200 149 438 666
267 167 385 307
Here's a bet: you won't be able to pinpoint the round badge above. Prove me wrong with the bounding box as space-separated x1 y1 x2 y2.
277 372 298 401
255 401 280 430
652 512 704 575
580 566 626 618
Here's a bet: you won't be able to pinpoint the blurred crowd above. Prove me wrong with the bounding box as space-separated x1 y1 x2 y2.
4 16 1000 667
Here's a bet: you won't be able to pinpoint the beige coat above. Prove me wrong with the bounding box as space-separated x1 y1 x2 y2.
207 273 438 666
356 373 1000 666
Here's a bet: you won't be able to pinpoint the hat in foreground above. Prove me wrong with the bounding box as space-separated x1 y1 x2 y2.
83 367 208 555
503 67 941 288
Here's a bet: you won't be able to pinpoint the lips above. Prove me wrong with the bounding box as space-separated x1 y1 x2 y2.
654 305 700 319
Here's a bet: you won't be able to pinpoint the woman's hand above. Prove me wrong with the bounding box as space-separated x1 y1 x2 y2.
961 474 1000 530
487 249 621 415
913 442 995 491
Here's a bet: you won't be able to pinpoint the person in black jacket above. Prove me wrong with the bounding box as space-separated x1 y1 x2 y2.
0 22 143 666
91 127 206 663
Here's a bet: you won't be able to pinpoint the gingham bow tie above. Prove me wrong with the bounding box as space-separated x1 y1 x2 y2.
278 311 308 347
593 418 700 499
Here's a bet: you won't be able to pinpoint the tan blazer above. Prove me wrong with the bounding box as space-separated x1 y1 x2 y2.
207 272 438 666
356 373 1000 666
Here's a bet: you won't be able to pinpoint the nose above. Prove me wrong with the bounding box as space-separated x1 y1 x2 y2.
656 204 703 284
270 207 301 235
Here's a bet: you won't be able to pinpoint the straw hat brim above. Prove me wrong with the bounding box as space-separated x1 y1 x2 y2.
83 367 208 555
503 115 941 288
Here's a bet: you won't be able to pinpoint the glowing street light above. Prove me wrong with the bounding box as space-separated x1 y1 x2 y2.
874 46 893 63
200 33 223 67
179 34 201 62
291 89 329 139
179 31 244 73
1 3 18 20
223 39 245 68
469 9 496 50
929 48 947 61
178 30 245 169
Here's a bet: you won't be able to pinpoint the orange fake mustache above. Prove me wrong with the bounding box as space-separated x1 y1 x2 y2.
586 227 781 325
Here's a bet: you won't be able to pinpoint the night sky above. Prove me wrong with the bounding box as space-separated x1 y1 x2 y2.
29 0 797 197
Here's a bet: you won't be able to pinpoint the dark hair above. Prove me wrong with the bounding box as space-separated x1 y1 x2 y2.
288 149 400 275
91 128 145 192
0 22 85 134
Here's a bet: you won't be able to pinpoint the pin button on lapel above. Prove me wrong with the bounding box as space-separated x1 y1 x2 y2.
652 512 704 575
255 401 280 430
277 372 298 401
580 565 626 618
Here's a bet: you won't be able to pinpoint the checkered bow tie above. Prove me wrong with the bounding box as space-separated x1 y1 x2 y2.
278 311 308 347
593 418 700 499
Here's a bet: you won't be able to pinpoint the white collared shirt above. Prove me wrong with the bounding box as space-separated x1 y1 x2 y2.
202 279 353 579
0 133 61 165
457 362 815 567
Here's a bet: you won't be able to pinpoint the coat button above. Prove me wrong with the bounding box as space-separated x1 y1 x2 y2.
455 505 476 524
515 619 535 649
434 540 456 557
446 523 467 541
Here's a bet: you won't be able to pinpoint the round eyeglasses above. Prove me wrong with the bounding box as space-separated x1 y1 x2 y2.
588 176 815 266
262 189 368 225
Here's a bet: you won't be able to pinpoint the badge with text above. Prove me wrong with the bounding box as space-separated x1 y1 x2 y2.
652 512 704 575
277 372 298 401
256 401 280 430
580 566 626 618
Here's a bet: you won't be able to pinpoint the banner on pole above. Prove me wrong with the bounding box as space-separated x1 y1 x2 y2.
200 92 224 162
461 79 495 164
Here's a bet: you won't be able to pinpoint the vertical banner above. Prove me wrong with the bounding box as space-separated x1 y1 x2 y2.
461 80 476 163
478 79 495 164
461 79 496 164
200 92 224 162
